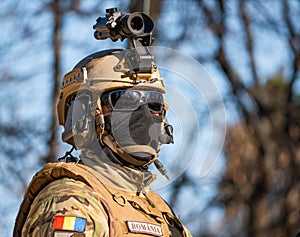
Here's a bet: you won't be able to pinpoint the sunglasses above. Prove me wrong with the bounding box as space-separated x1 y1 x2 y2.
101 90 164 113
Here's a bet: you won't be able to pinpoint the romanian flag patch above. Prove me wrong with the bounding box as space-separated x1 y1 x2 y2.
53 216 86 232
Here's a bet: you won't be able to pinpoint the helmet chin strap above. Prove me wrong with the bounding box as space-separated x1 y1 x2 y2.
101 133 158 167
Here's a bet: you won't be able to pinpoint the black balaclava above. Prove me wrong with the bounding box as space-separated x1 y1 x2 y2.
104 104 162 164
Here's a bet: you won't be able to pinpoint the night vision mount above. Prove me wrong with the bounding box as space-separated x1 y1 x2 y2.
93 8 155 73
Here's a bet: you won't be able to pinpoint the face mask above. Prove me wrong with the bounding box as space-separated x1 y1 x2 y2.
104 104 162 163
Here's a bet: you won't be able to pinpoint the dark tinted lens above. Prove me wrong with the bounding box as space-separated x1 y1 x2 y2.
145 91 163 103
145 91 163 112
110 90 140 110
147 102 163 112
103 90 164 112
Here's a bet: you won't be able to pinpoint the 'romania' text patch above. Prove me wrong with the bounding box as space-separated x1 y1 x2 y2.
127 220 163 236
52 216 86 232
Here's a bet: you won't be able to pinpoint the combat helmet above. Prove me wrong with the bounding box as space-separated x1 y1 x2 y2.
57 8 173 171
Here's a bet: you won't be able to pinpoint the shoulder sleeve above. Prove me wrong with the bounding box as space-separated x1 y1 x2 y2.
22 178 109 237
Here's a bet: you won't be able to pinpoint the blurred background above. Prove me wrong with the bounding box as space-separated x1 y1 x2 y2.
0 0 299 236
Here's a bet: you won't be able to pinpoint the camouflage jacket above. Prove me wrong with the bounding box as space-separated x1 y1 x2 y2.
14 152 192 237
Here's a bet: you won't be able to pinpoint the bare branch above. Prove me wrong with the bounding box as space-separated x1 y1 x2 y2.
282 0 300 102
239 0 259 85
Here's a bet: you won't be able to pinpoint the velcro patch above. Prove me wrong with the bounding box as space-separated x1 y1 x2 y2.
53 216 86 232
127 220 163 236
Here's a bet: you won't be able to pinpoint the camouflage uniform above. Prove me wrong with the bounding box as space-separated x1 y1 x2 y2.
14 150 192 237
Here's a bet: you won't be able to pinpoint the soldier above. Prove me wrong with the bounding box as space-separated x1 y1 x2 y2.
14 8 192 237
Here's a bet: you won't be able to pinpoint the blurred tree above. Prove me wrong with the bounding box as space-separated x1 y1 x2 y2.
220 74 300 236
154 0 300 236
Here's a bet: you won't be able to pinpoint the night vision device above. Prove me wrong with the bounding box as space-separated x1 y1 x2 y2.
93 8 155 47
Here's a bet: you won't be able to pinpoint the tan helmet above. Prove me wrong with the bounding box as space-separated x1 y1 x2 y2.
57 48 172 166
